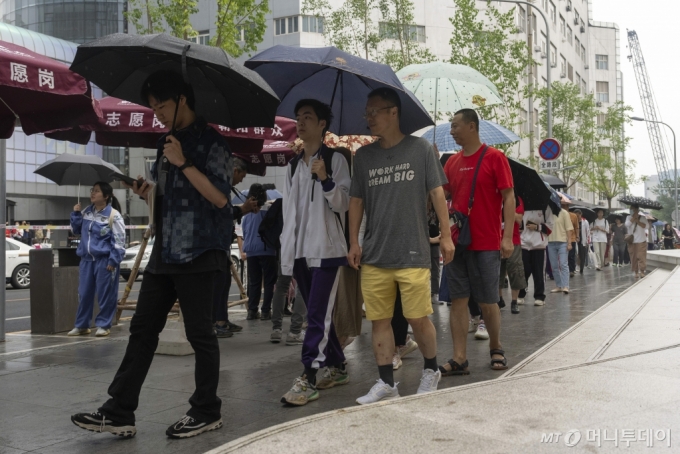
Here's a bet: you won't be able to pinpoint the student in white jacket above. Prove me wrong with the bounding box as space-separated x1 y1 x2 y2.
519 207 554 306
280 99 351 406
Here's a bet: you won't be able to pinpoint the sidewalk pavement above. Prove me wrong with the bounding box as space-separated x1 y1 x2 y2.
0 264 643 453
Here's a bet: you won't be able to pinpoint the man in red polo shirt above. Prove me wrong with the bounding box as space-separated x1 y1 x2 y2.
439 108 515 376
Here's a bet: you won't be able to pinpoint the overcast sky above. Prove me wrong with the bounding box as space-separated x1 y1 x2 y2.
591 0 678 194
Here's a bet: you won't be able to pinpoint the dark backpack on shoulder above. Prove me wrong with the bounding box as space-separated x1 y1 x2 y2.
258 198 284 250
289 147 352 248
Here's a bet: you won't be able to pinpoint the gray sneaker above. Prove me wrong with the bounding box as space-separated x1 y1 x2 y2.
270 329 283 344
316 366 349 390
286 331 305 346
280 376 319 406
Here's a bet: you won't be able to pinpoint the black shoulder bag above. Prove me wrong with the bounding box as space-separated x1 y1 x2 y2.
450 146 489 251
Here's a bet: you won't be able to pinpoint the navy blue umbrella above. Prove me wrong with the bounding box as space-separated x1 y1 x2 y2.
245 46 433 135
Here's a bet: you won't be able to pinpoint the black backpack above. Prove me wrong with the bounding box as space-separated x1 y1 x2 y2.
289 147 352 248
258 198 284 250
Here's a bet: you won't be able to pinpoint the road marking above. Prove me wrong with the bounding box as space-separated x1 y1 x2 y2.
0 338 105 357
6 316 30 321
6 298 29 302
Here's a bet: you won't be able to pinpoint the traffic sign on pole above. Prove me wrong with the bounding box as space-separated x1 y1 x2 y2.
539 138 561 161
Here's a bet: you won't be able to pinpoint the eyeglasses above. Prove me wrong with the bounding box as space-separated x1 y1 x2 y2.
90 189 101 194
363 106 395 120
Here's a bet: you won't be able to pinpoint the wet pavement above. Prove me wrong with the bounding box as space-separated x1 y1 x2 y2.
0 265 640 453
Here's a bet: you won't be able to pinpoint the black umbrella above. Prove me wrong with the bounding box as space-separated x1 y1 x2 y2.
540 173 567 189
440 153 557 214
618 195 663 211
570 206 596 223
245 45 433 135
70 33 280 129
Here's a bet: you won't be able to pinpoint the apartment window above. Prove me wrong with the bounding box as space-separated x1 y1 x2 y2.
581 45 586 63
189 32 210 45
542 77 548 88
275 16 299 35
595 54 609 70
549 1 556 25
532 14 538 44
520 109 528 134
575 72 581 87
541 32 547 55
541 0 548 11
302 16 324 33
567 26 572 45
575 37 580 56
560 15 565 37
379 23 426 43
582 79 587 94
568 63 573 81
236 24 256 42
574 10 580 23
534 108 540 136
596 81 609 103
560 55 566 75
517 6 526 33
597 114 608 134
580 19 586 31
550 43 557 66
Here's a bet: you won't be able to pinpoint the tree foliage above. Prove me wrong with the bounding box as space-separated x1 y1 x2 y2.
125 0 197 39
448 0 535 149
212 0 269 58
377 0 436 71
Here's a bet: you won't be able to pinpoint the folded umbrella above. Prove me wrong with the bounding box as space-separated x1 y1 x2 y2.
421 119 520 151
245 45 433 135
70 33 280 129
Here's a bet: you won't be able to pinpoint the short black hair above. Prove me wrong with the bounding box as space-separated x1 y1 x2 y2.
574 209 582 215
294 99 333 136
140 70 196 111
367 87 401 118
233 157 248 173
454 108 480 131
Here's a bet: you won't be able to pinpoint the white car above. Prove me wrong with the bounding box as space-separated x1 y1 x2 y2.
118 238 242 281
5 237 31 289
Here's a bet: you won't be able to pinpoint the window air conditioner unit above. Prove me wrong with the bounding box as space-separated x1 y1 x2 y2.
598 200 606 206
566 5 572 11
596 101 603 107
550 62 557 68
541 52 547 59
580 26 585 33
534 45 542 52
560 72 566 78
574 18 579 25
584 64 589 69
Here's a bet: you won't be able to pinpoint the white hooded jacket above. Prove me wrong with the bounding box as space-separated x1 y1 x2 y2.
280 149 350 276
521 208 555 251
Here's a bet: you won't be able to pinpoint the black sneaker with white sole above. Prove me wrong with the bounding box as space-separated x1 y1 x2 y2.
166 415 223 439
71 412 136 438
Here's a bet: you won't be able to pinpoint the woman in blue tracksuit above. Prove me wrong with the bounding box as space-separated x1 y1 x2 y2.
68 181 126 337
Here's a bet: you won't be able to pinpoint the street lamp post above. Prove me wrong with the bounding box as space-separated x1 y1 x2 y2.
495 0 552 139
631 116 678 228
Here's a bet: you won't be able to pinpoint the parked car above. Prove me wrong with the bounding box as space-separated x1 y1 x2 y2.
119 238 242 281
5 237 31 289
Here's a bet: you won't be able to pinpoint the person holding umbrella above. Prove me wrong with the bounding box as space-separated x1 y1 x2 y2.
610 216 628 266
625 204 649 278
67 182 125 337
72 71 236 439
591 209 609 271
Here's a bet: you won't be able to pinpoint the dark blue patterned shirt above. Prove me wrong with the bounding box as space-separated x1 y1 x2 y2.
151 118 233 264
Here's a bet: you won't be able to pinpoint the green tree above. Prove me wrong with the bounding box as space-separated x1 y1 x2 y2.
125 0 167 35
163 0 198 40
212 0 269 57
651 190 677 224
125 0 197 39
533 82 597 191
303 0 382 60
448 0 535 148
378 0 436 71
584 102 638 209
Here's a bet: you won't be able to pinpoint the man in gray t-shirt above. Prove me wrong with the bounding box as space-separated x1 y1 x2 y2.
348 87 454 405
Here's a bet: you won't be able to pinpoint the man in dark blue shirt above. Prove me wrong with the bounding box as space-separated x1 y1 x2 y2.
71 70 251 440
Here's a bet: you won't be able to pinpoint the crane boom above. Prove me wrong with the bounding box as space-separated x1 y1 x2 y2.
627 30 672 184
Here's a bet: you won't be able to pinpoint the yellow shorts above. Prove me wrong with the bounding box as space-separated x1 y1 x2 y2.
361 265 432 321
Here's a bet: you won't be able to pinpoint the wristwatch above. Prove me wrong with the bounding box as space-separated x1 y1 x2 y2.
178 158 194 171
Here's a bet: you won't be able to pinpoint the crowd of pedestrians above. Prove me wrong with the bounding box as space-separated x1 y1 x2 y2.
68 70 671 441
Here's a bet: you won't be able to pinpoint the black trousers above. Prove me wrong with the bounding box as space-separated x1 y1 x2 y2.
519 249 546 301
246 255 277 313
568 242 577 273
100 271 221 425
212 268 232 323
577 242 588 271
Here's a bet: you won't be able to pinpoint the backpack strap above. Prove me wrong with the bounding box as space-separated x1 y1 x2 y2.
467 145 489 215
108 208 120 228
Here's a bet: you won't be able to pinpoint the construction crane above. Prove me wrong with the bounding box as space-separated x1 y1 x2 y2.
627 30 673 186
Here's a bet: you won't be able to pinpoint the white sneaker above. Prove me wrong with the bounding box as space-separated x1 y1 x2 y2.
67 328 91 336
416 369 441 394
468 316 480 333
407 325 413 334
392 353 402 370
534 299 545 306
398 337 419 359
431 293 443 306
475 323 489 340
516 298 525 305
95 328 110 337
356 379 399 405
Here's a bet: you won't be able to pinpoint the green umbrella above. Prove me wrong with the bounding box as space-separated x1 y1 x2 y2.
396 62 503 122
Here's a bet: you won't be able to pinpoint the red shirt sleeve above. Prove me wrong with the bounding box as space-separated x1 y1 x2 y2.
517 196 525 215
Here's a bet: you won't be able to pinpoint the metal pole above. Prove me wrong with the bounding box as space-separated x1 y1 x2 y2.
0 139 6 342
643 119 677 228
495 0 552 138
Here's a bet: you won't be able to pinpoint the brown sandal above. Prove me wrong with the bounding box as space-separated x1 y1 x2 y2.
438 359 470 376
490 349 508 371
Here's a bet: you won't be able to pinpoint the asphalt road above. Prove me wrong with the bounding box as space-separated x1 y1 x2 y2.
3 273 246 333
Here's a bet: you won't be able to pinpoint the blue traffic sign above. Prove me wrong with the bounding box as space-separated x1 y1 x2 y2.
539 138 561 161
